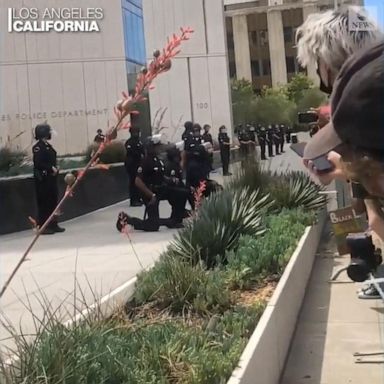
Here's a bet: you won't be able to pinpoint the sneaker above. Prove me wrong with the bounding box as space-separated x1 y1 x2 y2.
358 285 380 300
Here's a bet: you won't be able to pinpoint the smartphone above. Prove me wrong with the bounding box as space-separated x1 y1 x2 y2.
298 111 318 124
290 142 333 173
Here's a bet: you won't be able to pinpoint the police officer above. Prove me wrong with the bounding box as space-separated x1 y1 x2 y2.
93 129 105 144
116 136 187 232
33 123 65 235
185 124 203 151
202 124 214 171
182 121 194 147
238 125 252 161
279 124 286 153
285 125 292 143
248 124 257 158
257 124 267 160
124 127 144 207
266 125 274 157
218 125 231 176
273 124 281 156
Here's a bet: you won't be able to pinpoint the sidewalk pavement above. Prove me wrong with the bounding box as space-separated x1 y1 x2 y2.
0 144 306 352
281 227 384 384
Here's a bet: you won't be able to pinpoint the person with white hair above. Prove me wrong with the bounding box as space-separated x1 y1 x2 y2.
296 6 382 96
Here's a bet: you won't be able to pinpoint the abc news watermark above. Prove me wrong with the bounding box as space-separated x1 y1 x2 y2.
8 7 104 33
348 6 381 31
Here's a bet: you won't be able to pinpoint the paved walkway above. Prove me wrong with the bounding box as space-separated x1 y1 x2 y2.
281 227 384 384
0 137 311 352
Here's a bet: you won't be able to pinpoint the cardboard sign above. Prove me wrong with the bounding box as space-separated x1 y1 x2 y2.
329 206 366 255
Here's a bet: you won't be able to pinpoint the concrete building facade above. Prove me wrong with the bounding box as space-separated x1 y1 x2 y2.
142 0 233 142
0 0 147 155
225 0 363 91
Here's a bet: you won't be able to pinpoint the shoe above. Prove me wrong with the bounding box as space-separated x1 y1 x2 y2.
261 157 266 160
53 225 66 233
358 285 380 299
41 228 55 235
166 221 184 229
130 201 143 207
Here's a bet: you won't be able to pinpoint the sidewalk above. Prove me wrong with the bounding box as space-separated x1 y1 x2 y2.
0 145 305 352
281 226 384 384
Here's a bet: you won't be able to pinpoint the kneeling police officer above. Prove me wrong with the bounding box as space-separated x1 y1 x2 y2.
116 135 188 233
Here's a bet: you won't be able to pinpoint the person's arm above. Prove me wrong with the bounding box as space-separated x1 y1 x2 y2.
135 176 156 201
365 199 384 241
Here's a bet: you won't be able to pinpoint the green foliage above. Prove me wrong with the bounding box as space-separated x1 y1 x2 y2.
133 255 232 315
169 187 271 268
296 88 327 112
85 141 126 164
284 73 314 104
231 79 257 126
2 304 265 384
226 209 316 289
0 147 26 175
268 171 327 212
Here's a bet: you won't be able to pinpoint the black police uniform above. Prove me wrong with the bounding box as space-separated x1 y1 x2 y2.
257 125 267 160
279 125 285 153
94 132 105 144
33 140 59 230
248 126 257 157
238 129 251 160
285 126 292 143
185 135 202 151
182 129 193 147
266 126 274 157
121 154 187 232
218 131 231 175
202 131 214 171
124 136 144 206
273 125 280 155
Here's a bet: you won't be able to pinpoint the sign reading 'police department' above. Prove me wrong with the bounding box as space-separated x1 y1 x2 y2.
8 8 104 33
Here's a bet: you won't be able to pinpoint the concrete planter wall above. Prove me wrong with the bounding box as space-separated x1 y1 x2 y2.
227 210 326 384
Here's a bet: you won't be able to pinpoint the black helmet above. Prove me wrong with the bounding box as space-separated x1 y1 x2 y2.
184 121 193 131
35 123 52 140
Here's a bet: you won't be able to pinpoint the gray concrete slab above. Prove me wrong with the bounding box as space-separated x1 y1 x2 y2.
281 229 384 384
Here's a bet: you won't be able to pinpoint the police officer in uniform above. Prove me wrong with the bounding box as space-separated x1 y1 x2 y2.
182 121 194 147
124 127 144 207
279 124 286 153
266 125 274 157
33 123 65 235
202 124 214 171
285 125 292 143
116 136 187 232
257 124 267 160
93 129 105 144
238 125 252 162
185 124 203 151
248 124 257 158
273 124 281 156
218 125 231 176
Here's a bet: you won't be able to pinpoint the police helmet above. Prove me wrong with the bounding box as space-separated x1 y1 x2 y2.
35 123 52 140
184 121 193 131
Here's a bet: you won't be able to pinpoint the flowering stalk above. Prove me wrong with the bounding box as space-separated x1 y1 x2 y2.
193 180 207 215
0 27 194 299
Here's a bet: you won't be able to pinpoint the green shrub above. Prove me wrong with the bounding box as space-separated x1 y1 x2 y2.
0 147 26 174
2 304 265 384
85 140 126 164
226 208 316 289
133 254 232 315
169 187 271 268
268 171 327 212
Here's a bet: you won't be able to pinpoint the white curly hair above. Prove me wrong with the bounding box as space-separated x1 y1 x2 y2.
296 6 383 73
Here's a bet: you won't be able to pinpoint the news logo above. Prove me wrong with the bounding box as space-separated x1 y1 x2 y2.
348 6 379 32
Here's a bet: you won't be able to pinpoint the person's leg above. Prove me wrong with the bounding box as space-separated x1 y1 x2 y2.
268 144 273 157
275 142 280 155
261 143 266 160
128 167 141 206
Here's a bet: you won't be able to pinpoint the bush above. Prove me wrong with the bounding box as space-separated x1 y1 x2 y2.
0 147 26 174
133 254 233 315
85 141 126 164
169 187 271 268
226 208 316 289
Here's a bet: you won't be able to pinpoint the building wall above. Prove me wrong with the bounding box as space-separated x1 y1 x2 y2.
0 0 145 155
142 0 233 141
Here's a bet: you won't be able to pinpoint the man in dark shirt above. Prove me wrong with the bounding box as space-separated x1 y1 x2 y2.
218 125 231 176
202 124 214 171
124 127 144 207
93 129 105 144
33 123 65 234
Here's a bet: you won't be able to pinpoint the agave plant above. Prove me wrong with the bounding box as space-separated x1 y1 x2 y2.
168 187 272 268
269 171 327 211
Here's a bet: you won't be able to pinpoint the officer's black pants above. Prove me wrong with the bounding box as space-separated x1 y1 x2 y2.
280 140 285 153
275 142 280 155
268 144 273 157
286 133 291 143
260 143 266 159
128 185 188 232
220 148 230 175
126 165 141 205
35 175 58 228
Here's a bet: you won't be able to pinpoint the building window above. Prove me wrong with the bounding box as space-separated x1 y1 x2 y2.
283 27 293 43
229 61 236 78
286 56 295 73
251 60 260 77
261 59 271 76
259 30 268 46
250 31 258 46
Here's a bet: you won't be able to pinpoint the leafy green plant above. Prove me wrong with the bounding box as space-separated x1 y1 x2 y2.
0 147 26 174
133 254 232 314
269 171 327 212
85 141 126 164
226 209 316 289
169 187 271 268
283 73 314 104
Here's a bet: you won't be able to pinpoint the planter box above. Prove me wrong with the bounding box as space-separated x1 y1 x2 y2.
227 210 327 384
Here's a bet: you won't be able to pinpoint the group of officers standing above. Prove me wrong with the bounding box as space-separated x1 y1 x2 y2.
237 123 293 161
